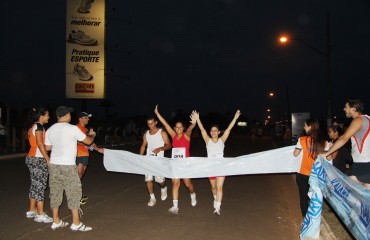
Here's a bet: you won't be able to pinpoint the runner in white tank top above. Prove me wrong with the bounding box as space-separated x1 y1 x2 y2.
194 110 241 215
140 116 172 207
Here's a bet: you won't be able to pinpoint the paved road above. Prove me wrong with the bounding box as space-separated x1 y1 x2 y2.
0 135 346 240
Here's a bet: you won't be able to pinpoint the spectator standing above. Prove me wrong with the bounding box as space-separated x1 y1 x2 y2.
45 106 95 231
25 107 53 223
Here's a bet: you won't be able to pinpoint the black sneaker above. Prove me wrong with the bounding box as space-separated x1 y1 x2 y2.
81 194 88 200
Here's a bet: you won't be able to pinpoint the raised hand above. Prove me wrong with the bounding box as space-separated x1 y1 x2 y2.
189 112 196 125
192 111 200 120
234 110 241 120
154 104 159 115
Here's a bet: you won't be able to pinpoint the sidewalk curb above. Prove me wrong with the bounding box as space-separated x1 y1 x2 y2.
320 216 337 240
0 153 27 160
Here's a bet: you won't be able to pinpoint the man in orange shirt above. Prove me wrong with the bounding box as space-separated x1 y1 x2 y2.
76 112 94 205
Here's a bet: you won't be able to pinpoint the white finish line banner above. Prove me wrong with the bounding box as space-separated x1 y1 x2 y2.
103 146 301 178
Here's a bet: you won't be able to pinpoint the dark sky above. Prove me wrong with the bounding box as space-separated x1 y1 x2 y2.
1 0 369 122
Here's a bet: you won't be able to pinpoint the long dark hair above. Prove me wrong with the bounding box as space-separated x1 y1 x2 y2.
31 107 48 122
305 118 326 159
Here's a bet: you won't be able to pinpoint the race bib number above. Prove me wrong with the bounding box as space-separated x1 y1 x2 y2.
172 147 186 159
147 150 156 157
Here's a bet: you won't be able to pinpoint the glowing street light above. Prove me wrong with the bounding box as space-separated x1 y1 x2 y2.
277 13 332 126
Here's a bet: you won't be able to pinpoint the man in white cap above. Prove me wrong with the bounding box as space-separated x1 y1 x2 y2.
45 106 95 232
76 112 93 205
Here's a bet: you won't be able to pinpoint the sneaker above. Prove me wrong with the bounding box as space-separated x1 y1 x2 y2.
77 0 94 13
70 222 92 232
73 63 93 81
26 211 37 219
190 193 197 207
161 186 168 201
213 209 221 216
68 30 97 45
147 198 156 207
80 199 87 205
34 213 53 223
168 206 179 214
81 194 88 200
51 220 69 230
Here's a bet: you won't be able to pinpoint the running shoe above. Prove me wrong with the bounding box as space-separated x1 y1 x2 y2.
26 211 37 219
213 209 221 216
34 213 53 223
70 222 92 232
68 30 97 45
77 0 94 13
147 198 156 207
161 186 168 201
51 220 69 230
190 193 197 207
168 206 179 214
81 194 88 200
73 63 93 81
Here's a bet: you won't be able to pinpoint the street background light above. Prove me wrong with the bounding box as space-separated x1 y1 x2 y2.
278 12 332 127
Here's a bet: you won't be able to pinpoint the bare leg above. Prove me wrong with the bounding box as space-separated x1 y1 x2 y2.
71 208 80 225
77 163 87 179
172 179 180 200
146 181 154 194
183 178 194 194
52 207 60 223
215 177 225 202
29 198 36 212
36 201 45 215
209 179 216 196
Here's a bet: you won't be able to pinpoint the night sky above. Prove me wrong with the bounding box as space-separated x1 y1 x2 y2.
1 0 369 122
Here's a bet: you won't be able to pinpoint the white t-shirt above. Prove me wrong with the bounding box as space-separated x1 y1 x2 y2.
45 122 86 165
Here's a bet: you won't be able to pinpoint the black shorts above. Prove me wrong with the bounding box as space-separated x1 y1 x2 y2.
76 156 89 166
349 162 370 183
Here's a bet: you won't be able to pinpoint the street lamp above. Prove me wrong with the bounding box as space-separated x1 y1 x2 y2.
278 13 332 126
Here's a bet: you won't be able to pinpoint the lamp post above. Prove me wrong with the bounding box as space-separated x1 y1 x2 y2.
279 13 332 127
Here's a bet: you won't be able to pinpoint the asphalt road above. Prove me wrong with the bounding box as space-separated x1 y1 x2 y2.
0 135 352 240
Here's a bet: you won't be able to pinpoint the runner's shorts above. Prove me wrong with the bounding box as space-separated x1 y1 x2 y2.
145 175 165 183
349 162 370 183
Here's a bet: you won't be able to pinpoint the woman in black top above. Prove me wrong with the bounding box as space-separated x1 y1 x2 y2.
328 125 352 173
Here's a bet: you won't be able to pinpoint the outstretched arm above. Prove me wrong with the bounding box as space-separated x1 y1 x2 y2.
154 105 176 138
220 110 241 143
193 111 210 144
184 112 196 140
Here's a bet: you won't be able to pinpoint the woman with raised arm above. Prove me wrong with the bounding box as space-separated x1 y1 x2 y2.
193 110 241 215
154 105 197 214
